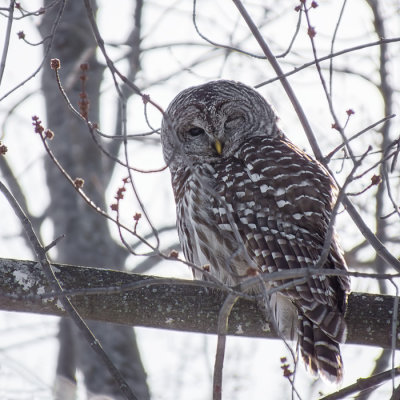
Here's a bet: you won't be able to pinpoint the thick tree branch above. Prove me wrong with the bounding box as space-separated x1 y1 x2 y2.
1 257 399 349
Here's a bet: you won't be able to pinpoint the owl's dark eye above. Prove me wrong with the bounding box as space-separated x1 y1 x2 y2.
187 127 205 137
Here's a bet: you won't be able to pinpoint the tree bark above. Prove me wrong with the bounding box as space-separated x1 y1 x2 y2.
38 1 149 398
1 257 398 350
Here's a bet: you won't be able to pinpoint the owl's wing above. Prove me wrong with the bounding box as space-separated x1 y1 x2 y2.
212 136 349 340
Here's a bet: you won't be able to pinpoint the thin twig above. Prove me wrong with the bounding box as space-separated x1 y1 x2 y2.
276 8 302 59
213 293 239 400
328 0 347 96
43 234 65 252
0 0 15 88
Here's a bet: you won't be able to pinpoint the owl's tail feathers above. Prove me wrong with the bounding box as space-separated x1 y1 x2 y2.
305 302 348 343
298 314 344 384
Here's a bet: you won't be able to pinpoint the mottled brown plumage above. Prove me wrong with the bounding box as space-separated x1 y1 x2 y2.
160 80 350 382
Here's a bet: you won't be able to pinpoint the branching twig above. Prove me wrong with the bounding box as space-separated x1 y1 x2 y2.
0 0 66 101
302 2 356 164
276 8 302 59
254 37 400 89
314 146 372 272
51 59 165 173
193 0 267 60
324 114 396 162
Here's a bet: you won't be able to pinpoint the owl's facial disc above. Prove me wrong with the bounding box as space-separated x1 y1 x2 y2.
178 107 245 160
161 80 281 168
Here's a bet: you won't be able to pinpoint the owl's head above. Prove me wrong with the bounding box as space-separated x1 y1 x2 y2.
160 80 280 171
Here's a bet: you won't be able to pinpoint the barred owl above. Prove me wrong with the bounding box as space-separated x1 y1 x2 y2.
160 80 350 383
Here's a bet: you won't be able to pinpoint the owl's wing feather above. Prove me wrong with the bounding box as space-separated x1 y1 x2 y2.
211 136 349 342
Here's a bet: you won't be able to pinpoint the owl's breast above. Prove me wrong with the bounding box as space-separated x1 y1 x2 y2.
173 165 255 284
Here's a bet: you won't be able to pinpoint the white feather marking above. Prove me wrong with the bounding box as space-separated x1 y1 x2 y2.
272 252 283 259
276 199 289 208
275 187 286 196
315 356 340 368
304 211 322 217
260 184 272 193
286 181 312 191
218 223 233 231
261 165 276 173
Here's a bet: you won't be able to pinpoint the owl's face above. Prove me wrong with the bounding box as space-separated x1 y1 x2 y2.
160 80 279 170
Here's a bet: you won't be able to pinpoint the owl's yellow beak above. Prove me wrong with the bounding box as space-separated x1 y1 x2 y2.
214 140 223 155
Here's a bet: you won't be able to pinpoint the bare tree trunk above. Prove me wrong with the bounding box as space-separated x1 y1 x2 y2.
39 1 149 398
357 2 395 398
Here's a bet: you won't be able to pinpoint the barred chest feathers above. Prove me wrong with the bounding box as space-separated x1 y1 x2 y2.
172 162 256 286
